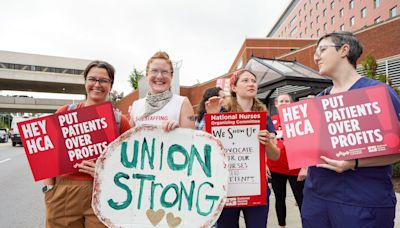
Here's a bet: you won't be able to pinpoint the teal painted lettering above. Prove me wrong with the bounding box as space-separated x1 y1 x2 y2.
179 180 195 211
159 142 163 170
107 172 132 210
120 141 138 168
141 137 154 170
196 182 219 216
167 144 189 171
188 144 211 177
150 182 163 209
160 183 180 208
133 173 155 209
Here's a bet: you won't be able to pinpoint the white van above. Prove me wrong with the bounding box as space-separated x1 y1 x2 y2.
10 116 31 147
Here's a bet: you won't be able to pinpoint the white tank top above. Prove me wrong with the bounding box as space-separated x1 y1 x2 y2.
130 94 185 127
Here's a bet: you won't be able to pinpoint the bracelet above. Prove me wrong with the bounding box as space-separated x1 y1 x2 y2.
353 159 359 170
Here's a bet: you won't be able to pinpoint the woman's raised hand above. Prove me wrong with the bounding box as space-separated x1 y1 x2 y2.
205 96 223 114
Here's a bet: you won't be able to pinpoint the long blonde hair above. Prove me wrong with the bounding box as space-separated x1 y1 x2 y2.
225 69 268 115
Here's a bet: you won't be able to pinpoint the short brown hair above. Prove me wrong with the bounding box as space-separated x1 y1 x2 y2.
83 60 115 86
317 31 363 69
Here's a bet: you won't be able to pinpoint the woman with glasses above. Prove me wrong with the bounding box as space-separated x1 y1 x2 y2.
130 51 195 130
43 60 132 227
301 32 400 228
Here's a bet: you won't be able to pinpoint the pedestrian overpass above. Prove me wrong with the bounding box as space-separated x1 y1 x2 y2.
0 50 90 113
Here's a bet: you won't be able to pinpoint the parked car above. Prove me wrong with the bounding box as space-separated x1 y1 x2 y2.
10 116 31 147
0 128 9 143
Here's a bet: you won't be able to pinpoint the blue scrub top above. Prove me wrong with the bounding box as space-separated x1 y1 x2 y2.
304 77 400 207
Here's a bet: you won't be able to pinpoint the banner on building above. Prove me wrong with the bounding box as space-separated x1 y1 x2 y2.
216 78 231 96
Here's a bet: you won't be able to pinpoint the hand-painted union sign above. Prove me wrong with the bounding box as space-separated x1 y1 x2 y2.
92 125 229 228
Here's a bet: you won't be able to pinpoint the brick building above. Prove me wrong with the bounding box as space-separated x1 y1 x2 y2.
117 16 400 117
267 0 398 39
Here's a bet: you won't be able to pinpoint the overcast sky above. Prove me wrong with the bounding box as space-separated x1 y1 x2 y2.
0 0 290 97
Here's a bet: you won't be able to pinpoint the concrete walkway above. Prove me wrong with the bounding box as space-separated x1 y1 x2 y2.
239 184 400 227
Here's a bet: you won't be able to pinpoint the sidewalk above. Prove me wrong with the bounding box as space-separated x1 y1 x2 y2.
239 185 400 227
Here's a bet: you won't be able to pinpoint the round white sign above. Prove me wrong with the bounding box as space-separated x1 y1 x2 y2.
93 125 228 228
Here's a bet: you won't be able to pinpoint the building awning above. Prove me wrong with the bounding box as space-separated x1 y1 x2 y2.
245 57 332 102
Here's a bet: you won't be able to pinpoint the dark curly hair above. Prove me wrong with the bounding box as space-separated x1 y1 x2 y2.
197 87 223 121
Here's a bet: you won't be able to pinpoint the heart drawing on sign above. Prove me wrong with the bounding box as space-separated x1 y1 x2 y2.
166 212 182 228
146 209 165 226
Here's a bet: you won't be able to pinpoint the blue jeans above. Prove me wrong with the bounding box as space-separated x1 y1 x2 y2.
216 186 271 228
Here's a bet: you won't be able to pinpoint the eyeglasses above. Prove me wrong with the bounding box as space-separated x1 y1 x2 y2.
86 76 112 85
148 69 172 77
315 45 342 56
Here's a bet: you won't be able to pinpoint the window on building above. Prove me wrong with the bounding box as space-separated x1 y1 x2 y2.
305 15 308 21
305 27 308 34
361 7 367 18
311 34 314 38
331 1 335 9
374 0 381 8
324 23 328 31
374 17 381 24
299 9 302 15
349 0 354 9
299 32 302 38
311 21 314 29
290 16 297 27
340 24 345 31
317 15 320 23
317 29 320 36
316 2 319 10
323 9 327 16
390 6 398 18
304 3 307 10
340 8 344 17
310 9 312 16
331 16 335 24
290 27 298 37
350 16 355 26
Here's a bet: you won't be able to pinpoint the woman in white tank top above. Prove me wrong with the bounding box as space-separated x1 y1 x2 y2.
130 51 195 131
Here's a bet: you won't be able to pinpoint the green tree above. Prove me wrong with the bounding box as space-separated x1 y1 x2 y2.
0 113 12 128
128 68 144 90
363 54 400 177
361 54 400 94
109 90 124 106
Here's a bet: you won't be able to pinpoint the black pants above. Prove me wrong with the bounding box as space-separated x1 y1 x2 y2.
270 171 304 226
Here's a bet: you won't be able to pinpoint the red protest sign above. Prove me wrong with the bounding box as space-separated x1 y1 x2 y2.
279 84 400 169
17 102 119 181
205 112 267 207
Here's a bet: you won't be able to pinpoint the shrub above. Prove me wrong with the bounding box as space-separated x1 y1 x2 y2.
393 162 400 177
